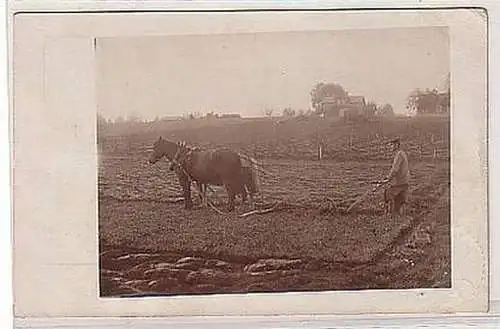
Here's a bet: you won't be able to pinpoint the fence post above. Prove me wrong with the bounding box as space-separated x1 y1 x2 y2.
431 133 435 160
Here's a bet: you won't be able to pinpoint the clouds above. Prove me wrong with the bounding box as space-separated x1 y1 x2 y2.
96 27 449 120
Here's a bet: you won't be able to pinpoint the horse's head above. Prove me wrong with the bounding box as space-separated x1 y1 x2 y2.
149 136 178 164
169 141 191 171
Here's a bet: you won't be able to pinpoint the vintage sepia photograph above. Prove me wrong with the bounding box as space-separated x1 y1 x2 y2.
96 27 451 297
10 5 490 318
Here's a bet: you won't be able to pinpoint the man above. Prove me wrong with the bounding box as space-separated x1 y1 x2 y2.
382 138 410 216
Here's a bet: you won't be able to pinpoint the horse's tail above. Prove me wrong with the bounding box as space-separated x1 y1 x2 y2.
239 153 260 194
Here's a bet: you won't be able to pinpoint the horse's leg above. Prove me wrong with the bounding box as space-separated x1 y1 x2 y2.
175 169 191 210
182 180 193 210
224 184 236 212
197 182 203 203
196 182 203 205
203 184 208 208
229 190 235 212
241 186 248 204
247 187 255 209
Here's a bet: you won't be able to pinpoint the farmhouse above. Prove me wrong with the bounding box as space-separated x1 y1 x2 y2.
339 107 361 118
318 96 343 117
348 95 366 108
319 95 366 118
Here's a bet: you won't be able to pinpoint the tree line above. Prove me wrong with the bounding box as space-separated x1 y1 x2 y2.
308 76 450 118
309 82 395 118
406 88 450 115
97 75 450 125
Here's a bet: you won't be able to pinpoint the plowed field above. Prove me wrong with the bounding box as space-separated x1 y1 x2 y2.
98 116 451 297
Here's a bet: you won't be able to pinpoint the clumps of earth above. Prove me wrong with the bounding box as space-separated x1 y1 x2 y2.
99 251 352 296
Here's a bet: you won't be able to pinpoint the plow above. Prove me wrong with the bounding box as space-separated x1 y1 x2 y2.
146 139 393 218
181 150 391 218
345 180 389 214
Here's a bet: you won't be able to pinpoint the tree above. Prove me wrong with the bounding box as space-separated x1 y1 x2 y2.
363 101 377 117
440 73 451 113
264 109 274 117
378 103 395 117
310 82 348 114
406 88 448 115
439 90 450 113
282 107 296 117
97 113 108 127
444 73 450 93
205 111 217 120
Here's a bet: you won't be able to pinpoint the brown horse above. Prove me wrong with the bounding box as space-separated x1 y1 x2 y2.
170 141 250 212
149 137 259 210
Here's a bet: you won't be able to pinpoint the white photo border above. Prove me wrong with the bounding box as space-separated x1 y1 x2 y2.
10 2 490 320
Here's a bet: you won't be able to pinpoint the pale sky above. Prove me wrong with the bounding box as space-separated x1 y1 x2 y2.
96 27 449 120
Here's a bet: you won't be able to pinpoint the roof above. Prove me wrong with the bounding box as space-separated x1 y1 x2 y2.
319 96 341 104
348 96 366 105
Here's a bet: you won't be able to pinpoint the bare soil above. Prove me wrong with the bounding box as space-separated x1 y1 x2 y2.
98 116 451 297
